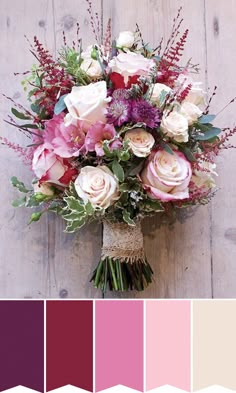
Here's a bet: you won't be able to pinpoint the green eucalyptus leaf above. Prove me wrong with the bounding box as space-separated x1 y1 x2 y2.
54 94 68 115
195 127 221 141
199 114 216 124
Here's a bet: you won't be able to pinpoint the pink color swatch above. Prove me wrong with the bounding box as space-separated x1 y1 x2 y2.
96 300 143 392
146 300 191 391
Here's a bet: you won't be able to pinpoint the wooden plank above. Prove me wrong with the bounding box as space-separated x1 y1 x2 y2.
0 0 102 298
205 0 236 298
0 0 55 298
103 0 212 298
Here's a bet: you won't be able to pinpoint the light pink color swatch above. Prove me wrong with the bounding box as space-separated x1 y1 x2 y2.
95 300 143 392
146 300 191 391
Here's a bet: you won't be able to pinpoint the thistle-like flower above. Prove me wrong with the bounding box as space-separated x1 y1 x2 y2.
131 99 161 128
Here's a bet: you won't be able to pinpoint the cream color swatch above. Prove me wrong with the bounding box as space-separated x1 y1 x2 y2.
193 301 236 391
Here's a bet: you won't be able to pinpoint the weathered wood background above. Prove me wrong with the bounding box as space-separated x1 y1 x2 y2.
0 0 236 299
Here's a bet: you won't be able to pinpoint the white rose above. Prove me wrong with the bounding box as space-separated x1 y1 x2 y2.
150 83 171 106
124 128 155 157
33 181 54 196
108 52 155 84
161 110 189 143
176 74 206 107
192 161 217 189
80 45 103 79
64 81 111 129
75 166 120 209
180 101 202 125
116 31 135 48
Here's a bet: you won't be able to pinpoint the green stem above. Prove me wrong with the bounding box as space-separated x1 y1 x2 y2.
108 258 119 291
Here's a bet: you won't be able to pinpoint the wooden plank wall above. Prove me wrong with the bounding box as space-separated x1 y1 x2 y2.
0 0 235 299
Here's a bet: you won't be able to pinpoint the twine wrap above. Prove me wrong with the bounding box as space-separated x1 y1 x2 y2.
101 221 146 264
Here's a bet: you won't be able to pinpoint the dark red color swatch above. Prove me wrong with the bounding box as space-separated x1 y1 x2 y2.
46 300 93 392
0 300 44 392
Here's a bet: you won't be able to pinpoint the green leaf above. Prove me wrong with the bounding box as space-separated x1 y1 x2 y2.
29 211 42 224
85 201 94 215
142 199 164 212
11 176 29 193
127 160 145 176
122 210 135 226
199 114 216 124
178 146 196 162
54 94 68 115
194 122 212 132
195 127 221 141
18 123 39 129
63 211 85 221
103 141 114 158
63 196 85 213
31 103 40 114
12 196 27 207
11 108 31 120
163 143 174 155
112 160 125 182
65 216 87 233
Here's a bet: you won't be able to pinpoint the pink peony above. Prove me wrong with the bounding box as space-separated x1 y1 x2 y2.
85 122 121 156
32 144 78 186
140 149 192 202
44 113 85 158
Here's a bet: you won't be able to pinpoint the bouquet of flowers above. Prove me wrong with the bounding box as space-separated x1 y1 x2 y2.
3 6 235 292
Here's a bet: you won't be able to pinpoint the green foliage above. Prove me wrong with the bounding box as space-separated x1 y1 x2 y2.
29 212 43 224
11 177 29 193
199 114 216 124
54 94 68 115
63 196 95 233
11 108 31 120
112 160 125 182
59 48 90 85
122 210 135 226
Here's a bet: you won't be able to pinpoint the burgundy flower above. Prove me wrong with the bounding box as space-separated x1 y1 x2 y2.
110 72 140 90
106 98 131 126
131 100 161 129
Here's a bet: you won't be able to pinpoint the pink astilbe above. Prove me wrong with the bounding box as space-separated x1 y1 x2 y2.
0 137 36 166
103 18 112 57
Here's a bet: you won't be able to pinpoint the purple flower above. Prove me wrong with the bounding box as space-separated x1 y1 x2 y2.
106 98 131 127
131 99 161 129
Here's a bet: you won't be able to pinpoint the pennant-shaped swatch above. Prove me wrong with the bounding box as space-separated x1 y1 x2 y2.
193 300 236 391
146 300 191 391
46 300 93 392
0 300 44 392
96 301 143 391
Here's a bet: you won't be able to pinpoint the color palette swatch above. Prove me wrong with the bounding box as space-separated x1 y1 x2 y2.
0 300 236 392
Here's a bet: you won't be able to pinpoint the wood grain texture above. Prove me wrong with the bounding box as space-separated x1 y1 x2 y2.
0 0 235 298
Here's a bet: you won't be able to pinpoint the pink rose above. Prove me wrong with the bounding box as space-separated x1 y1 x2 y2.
44 113 85 158
32 144 78 186
108 52 155 85
85 122 121 156
140 149 192 201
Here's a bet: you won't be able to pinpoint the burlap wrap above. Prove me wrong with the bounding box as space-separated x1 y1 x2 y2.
101 221 146 263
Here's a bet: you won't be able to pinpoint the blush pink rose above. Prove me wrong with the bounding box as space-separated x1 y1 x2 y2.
140 149 192 201
44 113 85 158
85 122 121 156
32 144 78 186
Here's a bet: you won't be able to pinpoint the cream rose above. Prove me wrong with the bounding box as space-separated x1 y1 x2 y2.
150 83 171 106
192 161 217 189
124 128 155 157
180 101 202 125
108 52 155 84
116 31 135 48
64 81 110 129
140 149 192 201
161 110 189 142
80 45 103 79
176 74 206 107
75 166 120 209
